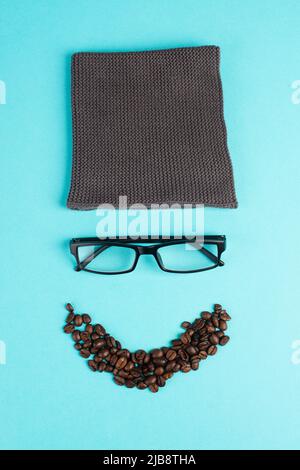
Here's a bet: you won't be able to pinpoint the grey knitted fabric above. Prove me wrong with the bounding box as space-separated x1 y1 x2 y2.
67 46 237 209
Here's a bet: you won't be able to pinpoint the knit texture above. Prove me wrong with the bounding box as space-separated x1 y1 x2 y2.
67 46 238 209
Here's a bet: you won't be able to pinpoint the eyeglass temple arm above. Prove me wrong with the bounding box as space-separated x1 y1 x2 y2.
198 246 224 266
76 245 109 271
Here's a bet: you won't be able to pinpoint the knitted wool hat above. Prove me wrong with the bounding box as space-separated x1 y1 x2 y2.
67 46 237 209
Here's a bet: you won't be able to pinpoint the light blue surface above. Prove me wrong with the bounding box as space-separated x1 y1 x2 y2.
0 0 300 450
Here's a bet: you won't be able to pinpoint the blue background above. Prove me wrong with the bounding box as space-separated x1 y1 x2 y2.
1 0 300 450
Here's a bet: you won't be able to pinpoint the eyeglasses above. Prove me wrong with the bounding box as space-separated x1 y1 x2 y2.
70 236 226 275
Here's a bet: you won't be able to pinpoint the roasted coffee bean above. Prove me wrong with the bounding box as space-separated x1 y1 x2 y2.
212 315 219 328
166 349 177 361
145 375 157 385
106 365 114 372
125 380 135 388
181 321 191 329
82 314 91 324
72 330 81 342
66 303 74 313
149 383 159 393
106 336 116 348
172 339 182 347
80 331 90 342
153 357 167 366
154 367 164 376
83 340 92 349
219 320 227 331
93 339 106 349
173 363 181 372
64 324 75 334
216 331 225 338
88 360 97 371
199 351 208 360
91 333 100 340
131 369 142 378
137 382 147 390
180 332 191 344
80 349 90 358
98 362 106 372
85 324 93 334
220 311 231 321
181 363 191 373
110 354 118 366
114 376 125 386
115 356 127 370
219 335 230 346
157 376 166 387
178 349 189 361
186 346 197 356
74 315 83 327
214 304 222 311
66 312 75 324
150 349 163 359
209 334 219 345
163 372 173 380
191 360 199 370
206 325 216 334
143 353 151 364
94 324 106 336
201 311 211 320
74 343 82 351
165 360 176 372
207 345 217 355
99 348 110 359
135 349 146 364
124 361 134 371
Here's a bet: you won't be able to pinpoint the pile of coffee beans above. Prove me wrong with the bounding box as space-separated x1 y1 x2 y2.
64 303 231 393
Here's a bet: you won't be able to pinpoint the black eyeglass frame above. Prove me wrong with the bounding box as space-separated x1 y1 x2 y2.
70 236 226 275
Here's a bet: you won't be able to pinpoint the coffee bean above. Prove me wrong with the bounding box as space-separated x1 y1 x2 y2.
85 324 93 334
165 361 176 372
106 336 116 348
80 331 90 342
181 363 191 373
137 382 147 390
149 383 159 393
191 360 199 370
125 380 135 388
66 303 74 312
154 367 164 376
201 311 211 320
181 321 191 329
82 314 91 324
74 343 82 351
74 315 83 327
173 363 181 372
219 335 230 346
207 345 217 355
153 357 167 366
66 312 75 324
219 320 227 331
163 372 173 380
80 349 90 358
180 332 191 344
94 324 106 336
220 311 231 321
214 304 222 311
99 348 110 359
209 334 219 345
64 324 75 334
93 339 106 349
151 349 163 359
199 351 208 360
88 360 97 371
172 339 182 347
72 330 81 342
166 349 177 361
178 349 189 361
145 375 156 385
186 346 197 356
98 362 106 372
212 315 219 328
114 376 125 386
156 377 165 387
115 356 127 369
